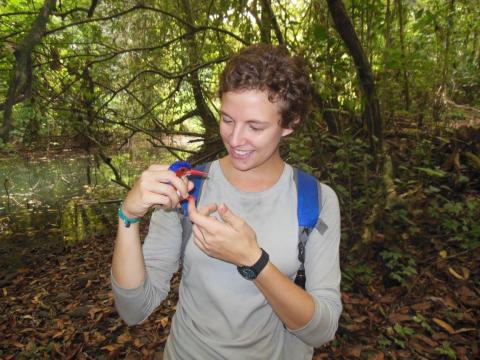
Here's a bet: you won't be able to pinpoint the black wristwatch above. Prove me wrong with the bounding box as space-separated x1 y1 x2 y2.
237 248 269 280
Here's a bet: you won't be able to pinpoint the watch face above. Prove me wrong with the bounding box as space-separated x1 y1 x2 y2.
238 267 257 280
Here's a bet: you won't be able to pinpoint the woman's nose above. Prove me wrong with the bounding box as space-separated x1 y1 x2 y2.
229 125 245 146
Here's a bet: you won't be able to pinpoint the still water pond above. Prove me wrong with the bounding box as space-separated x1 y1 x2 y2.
0 148 172 272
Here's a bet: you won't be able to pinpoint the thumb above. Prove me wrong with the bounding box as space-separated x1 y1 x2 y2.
218 203 242 228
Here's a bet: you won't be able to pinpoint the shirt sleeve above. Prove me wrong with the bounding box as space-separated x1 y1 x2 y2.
111 208 183 325
289 183 342 347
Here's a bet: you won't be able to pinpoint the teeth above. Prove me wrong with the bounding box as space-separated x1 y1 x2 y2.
235 150 250 155
232 149 253 157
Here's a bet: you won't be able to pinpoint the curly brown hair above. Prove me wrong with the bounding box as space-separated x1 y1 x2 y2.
218 44 312 129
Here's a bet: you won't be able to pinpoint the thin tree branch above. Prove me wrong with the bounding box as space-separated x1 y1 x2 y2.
45 5 189 36
0 11 39 17
44 5 248 44
93 56 227 117
170 109 200 126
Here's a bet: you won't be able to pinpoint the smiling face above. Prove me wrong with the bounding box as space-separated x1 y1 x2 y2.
219 89 294 174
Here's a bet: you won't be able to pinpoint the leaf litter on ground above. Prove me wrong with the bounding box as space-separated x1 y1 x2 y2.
0 224 478 359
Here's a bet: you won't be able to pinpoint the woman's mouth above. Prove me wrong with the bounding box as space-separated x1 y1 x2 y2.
230 148 254 160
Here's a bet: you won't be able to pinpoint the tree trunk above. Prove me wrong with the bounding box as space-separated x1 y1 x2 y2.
180 0 218 142
260 0 284 44
441 0 456 90
249 0 272 44
395 0 410 111
326 0 383 151
433 0 455 122
311 0 340 135
381 0 393 123
0 0 57 143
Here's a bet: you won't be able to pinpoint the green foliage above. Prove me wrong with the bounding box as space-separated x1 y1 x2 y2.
313 24 328 42
380 249 417 286
377 335 392 350
394 323 415 338
413 313 434 334
435 341 457 360
391 324 416 349
342 262 373 291
426 195 480 250
0 0 478 155
416 166 447 178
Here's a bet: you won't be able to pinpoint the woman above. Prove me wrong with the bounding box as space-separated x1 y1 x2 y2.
111 44 342 359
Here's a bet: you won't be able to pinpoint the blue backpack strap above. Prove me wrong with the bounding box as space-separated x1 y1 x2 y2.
295 168 320 229
293 168 321 289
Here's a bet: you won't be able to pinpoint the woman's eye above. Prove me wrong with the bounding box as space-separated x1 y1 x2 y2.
222 117 233 124
250 126 264 132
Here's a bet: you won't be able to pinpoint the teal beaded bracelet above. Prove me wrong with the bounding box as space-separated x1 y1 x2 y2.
118 205 141 228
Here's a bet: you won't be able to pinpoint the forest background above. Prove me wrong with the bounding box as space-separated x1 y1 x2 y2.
0 0 479 359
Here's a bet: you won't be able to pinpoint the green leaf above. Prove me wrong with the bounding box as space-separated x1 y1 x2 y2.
435 341 457 360
415 167 447 177
313 24 328 42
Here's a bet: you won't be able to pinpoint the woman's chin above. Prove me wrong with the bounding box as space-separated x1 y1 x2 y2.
228 154 255 171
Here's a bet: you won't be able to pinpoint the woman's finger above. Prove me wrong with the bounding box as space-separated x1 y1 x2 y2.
198 203 218 217
143 181 180 208
147 164 170 171
192 225 209 250
143 193 173 209
188 197 220 230
142 169 189 198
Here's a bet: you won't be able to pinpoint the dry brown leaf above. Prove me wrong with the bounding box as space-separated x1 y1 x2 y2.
133 337 143 348
19 327 36 333
443 296 458 309
353 315 369 323
411 341 434 355
433 317 455 334
117 332 131 344
160 316 169 328
448 267 466 280
368 352 384 360
52 330 65 339
414 334 438 347
411 301 432 311
454 327 477 334
88 306 102 319
343 323 364 332
101 344 118 352
93 331 106 343
344 345 362 358
389 313 411 322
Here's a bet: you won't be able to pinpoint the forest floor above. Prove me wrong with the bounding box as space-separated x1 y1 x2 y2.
1 120 479 359
0 224 478 360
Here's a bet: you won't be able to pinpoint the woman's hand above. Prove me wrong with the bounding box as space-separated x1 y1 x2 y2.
122 164 194 218
188 197 261 266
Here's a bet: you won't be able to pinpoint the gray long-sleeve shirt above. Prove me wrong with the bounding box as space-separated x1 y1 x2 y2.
112 161 342 359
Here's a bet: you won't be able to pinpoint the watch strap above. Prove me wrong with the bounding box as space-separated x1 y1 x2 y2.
237 248 269 280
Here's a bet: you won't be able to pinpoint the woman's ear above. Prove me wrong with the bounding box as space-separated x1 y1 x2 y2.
281 117 300 137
